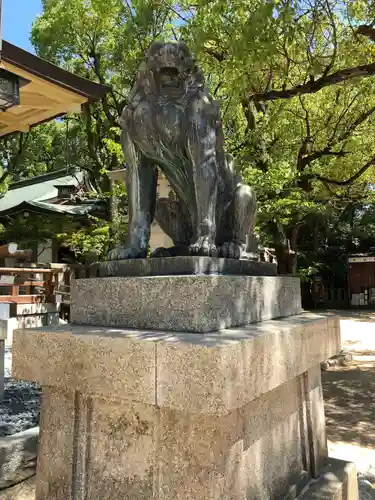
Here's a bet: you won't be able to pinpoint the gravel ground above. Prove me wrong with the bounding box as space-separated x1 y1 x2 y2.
1 344 41 438
0 379 41 438
4 346 11 379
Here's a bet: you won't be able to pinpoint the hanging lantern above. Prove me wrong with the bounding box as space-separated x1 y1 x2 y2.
0 69 20 111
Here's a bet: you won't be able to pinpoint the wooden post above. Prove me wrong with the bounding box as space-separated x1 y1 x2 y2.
44 271 54 303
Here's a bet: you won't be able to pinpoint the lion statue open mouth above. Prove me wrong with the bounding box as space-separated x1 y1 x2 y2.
108 41 257 261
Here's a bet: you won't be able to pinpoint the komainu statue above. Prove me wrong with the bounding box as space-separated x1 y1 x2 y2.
108 41 257 260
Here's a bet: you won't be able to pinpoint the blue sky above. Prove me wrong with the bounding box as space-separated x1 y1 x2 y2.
3 0 42 53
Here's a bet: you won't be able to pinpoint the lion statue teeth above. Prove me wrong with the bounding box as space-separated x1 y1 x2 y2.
108 41 257 261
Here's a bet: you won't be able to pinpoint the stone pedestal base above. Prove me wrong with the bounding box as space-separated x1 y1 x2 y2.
13 312 357 499
297 458 358 499
71 274 302 332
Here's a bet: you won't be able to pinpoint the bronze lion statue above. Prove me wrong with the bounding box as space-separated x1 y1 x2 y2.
108 41 257 260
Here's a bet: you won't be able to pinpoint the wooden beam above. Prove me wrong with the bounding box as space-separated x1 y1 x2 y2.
0 243 31 260
35 101 83 116
0 295 48 304
4 61 87 104
0 267 63 273
0 101 82 135
0 111 30 132
0 125 15 137
20 91 60 109
11 102 83 128
0 242 17 259
57 102 82 114
11 249 33 260
0 281 45 287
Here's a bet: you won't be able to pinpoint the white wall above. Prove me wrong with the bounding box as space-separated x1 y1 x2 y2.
149 172 173 250
37 239 53 263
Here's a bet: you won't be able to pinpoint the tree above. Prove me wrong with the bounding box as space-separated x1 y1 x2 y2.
0 120 71 187
28 0 375 272
30 0 181 256
31 0 178 184
179 0 375 273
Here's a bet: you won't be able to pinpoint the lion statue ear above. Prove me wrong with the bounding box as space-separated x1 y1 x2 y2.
186 65 205 90
147 41 165 57
177 41 192 57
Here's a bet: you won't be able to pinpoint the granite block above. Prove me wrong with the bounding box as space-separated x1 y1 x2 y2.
35 388 157 500
302 365 328 476
86 398 156 499
71 275 302 332
31 368 335 500
156 312 340 413
89 256 277 277
13 312 339 414
12 310 352 499
0 426 38 489
157 378 304 500
36 388 75 500
13 324 156 405
297 458 358 499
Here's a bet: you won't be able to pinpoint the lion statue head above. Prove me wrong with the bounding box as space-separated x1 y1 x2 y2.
129 41 205 100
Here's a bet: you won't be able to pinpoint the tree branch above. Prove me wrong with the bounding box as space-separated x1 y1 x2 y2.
297 96 313 171
357 25 375 42
250 61 375 102
299 104 375 170
204 47 225 62
322 0 337 77
314 155 375 186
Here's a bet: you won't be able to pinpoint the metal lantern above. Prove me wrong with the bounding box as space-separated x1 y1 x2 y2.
0 69 20 111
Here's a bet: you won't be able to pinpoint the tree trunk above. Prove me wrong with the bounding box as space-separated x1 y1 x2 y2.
274 226 300 276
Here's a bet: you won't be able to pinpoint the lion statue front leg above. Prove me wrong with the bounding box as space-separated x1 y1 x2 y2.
185 100 220 257
107 130 158 261
218 184 257 259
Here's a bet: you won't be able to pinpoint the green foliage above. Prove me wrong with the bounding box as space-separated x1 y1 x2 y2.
0 121 69 186
0 213 77 250
57 217 129 260
4 0 375 272
178 0 375 272
57 222 110 259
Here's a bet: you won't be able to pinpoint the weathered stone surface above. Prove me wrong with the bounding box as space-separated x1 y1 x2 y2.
35 389 156 500
71 275 302 332
89 257 277 277
0 427 38 489
13 311 355 499
13 324 156 405
14 312 339 414
157 376 306 500
302 364 328 476
297 458 358 499
156 312 340 414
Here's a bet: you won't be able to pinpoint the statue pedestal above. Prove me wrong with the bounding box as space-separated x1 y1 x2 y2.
13 270 358 499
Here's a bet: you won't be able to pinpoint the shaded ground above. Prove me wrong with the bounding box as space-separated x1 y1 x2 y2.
323 364 375 449
323 310 375 486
